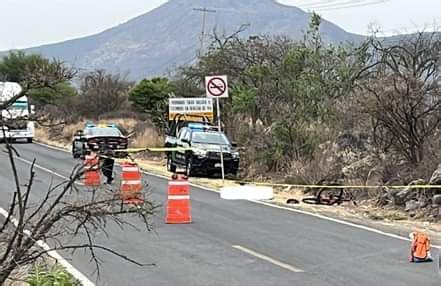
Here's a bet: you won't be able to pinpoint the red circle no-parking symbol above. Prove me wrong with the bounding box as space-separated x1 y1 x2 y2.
207 77 227 97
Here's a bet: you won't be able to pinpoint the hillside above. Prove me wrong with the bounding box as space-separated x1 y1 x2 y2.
5 0 363 80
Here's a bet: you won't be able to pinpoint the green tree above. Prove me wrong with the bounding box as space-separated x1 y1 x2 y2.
129 77 175 130
176 13 366 171
170 78 204 98
0 51 46 82
0 51 75 105
28 82 77 105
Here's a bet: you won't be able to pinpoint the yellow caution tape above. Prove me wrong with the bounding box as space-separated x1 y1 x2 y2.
112 147 194 153
89 149 441 190
237 181 441 189
93 147 441 191
90 147 198 161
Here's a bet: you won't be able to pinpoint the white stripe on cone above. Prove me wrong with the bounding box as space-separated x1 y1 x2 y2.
168 181 189 186
122 167 140 172
168 195 190 200
121 180 142 185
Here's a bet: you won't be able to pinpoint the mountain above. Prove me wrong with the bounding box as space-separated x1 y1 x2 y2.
5 0 363 80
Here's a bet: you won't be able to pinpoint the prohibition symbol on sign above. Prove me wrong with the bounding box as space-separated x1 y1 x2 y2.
207 77 226 96
205 75 229 98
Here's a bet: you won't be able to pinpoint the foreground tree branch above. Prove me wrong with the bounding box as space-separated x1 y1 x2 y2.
0 123 156 284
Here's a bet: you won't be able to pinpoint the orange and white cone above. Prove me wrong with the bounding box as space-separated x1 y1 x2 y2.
166 174 192 224
120 162 144 205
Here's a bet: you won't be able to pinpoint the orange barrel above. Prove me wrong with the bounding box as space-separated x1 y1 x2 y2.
166 175 192 224
83 153 101 186
120 162 144 205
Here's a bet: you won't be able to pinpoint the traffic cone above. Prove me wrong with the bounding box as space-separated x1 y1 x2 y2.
83 153 101 186
166 174 192 224
408 231 433 263
120 162 144 205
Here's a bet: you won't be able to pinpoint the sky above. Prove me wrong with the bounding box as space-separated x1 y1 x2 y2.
0 0 439 51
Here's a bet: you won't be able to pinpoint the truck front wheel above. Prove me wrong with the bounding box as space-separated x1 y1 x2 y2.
26 138 33 143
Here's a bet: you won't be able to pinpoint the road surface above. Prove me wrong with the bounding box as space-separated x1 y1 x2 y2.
0 143 439 286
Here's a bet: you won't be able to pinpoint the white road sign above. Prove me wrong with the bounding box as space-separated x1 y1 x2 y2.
205 75 229 98
169 97 214 120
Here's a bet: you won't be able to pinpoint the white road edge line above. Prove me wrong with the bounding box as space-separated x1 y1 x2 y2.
232 245 304 273
0 207 95 286
35 141 69 152
14 156 85 186
250 200 441 250
34 142 441 249
15 156 68 180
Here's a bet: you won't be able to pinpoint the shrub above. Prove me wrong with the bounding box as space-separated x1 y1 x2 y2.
128 77 175 131
26 263 80 286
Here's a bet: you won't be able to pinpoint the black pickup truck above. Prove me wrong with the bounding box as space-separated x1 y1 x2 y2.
166 125 240 177
71 123 128 159
164 114 212 156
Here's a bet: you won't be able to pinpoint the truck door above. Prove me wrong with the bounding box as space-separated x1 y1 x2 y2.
175 128 190 165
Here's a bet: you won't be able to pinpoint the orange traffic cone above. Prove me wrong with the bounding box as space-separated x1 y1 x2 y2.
120 162 144 205
408 232 433 263
83 153 101 186
166 174 192 224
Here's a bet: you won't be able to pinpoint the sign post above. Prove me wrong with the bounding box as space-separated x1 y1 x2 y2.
205 75 229 184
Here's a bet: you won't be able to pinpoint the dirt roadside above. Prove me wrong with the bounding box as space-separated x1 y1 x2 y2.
33 137 441 246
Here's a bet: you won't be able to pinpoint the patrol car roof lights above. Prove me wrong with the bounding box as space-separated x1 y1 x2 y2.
188 123 206 131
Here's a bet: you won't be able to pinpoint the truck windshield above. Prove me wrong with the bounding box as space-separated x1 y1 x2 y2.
192 132 229 145
87 127 122 137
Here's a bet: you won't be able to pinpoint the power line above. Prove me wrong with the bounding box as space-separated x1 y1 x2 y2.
315 0 390 11
193 7 217 57
298 0 363 8
297 0 338 7
291 0 390 11
377 20 441 35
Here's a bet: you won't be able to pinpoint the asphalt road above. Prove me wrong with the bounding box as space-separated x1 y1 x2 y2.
0 143 439 286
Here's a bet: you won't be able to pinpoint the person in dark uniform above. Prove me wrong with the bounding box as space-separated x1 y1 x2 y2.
101 157 115 184
100 149 115 184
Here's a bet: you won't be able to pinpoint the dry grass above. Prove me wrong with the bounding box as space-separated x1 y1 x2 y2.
130 125 162 148
36 118 162 150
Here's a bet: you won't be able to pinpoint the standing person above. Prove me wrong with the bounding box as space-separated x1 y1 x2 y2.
100 150 115 184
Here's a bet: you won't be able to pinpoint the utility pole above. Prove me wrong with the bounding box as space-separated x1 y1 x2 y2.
193 7 216 57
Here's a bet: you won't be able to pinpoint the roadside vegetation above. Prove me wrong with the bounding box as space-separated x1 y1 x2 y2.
1 13 440 222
